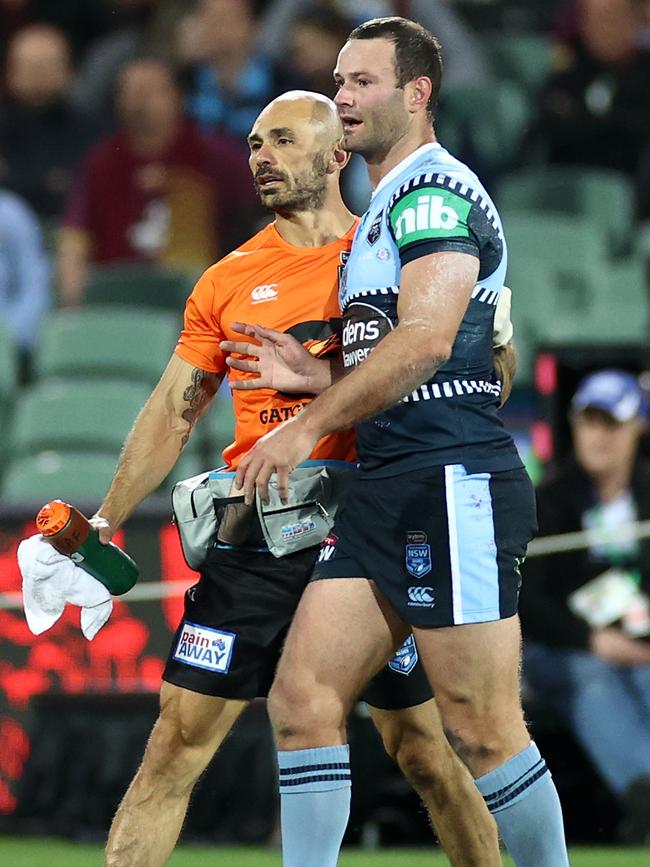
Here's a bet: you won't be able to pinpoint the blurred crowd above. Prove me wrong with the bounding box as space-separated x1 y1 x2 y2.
1 0 649 380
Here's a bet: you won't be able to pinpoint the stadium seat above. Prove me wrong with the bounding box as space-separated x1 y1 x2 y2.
84 264 194 311
496 167 635 256
486 33 552 93
199 394 236 465
9 379 150 458
440 80 531 171
0 451 118 506
0 322 18 401
34 306 180 387
506 256 649 382
503 212 607 271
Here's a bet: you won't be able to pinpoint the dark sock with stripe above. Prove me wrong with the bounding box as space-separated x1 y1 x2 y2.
475 741 570 867
278 745 351 867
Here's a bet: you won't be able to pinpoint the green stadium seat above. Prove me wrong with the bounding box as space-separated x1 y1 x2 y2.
440 81 531 171
198 394 236 466
34 306 180 386
486 33 552 93
503 212 607 271
496 168 635 256
84 264 194 311
0 323 18 400
164 451 207 487
0 451 118 507
506 256 649 381
9 379 150 458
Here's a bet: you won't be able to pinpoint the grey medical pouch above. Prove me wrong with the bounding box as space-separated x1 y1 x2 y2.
171 463 355 567
256 463 355 558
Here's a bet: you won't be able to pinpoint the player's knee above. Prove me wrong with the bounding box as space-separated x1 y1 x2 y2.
138 703 214 791
268 675 341 744
385 724 451 799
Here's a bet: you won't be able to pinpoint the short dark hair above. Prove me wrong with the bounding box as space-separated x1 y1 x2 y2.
347 17 443 120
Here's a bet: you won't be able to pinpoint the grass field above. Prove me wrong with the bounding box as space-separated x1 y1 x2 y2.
0 839 647 866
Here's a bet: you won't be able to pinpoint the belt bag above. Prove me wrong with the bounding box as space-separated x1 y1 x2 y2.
171 463 355 568
256 463 355 558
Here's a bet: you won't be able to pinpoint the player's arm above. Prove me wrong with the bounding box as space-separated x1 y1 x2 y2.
235 251 478 502
96 355 222 530
295 250 478 433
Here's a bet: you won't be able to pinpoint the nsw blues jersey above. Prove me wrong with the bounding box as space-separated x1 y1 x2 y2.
340 142 522 476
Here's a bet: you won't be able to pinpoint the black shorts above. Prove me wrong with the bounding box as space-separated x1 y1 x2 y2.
163 542 432 709
311 464 537 628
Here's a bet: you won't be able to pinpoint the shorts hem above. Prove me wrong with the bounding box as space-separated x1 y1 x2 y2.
162 670 264 701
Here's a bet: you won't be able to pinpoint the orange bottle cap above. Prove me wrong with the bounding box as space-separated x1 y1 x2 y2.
36 500 72 536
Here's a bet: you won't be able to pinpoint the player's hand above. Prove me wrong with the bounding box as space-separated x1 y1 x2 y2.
590 627 650 666
89 514 114 546
220 323 331 394
234 417 318 505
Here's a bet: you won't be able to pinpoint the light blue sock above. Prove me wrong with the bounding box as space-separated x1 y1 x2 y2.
278 744 351 867
475 741 570 867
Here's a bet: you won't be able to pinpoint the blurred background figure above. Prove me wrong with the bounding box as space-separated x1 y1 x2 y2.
57 56 259 306
0 24 98 221
535 0 650 209
179 0 285 142
521 369 650 844
0 185 51 382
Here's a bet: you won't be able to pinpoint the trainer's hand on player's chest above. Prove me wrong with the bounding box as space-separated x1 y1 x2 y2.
235 418 318 505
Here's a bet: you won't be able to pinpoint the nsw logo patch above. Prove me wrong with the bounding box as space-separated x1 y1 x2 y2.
173 621 235 674
405 530 432 578
388 634 418 675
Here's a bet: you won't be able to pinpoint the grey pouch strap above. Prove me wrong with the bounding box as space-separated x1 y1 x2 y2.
256 464 355 558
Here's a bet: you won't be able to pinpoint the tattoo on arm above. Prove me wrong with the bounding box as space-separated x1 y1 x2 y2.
180 368 218 449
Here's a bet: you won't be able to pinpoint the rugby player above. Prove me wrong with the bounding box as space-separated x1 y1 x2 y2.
97 90 502 866
235 19 570 867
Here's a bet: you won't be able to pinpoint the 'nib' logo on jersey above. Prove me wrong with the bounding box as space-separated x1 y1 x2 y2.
251 283 278 304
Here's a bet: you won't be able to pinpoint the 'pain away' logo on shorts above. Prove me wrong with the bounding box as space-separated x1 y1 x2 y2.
172 621 235 674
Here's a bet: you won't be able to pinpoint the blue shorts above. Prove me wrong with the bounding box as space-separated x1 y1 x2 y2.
311 464 537 628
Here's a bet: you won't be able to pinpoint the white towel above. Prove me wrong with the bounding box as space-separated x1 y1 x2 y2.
17 534 113 640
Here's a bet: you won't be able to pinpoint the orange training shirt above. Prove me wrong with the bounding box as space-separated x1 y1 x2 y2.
175 220 357 469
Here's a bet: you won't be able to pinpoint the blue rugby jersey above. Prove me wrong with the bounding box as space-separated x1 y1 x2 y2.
340 142 522 476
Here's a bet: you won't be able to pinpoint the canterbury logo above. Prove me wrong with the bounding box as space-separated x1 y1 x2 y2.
407 586 435 605
251 283 278 303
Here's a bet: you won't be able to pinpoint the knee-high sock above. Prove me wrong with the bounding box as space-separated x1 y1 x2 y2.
278 745 351 867
475 741 569 867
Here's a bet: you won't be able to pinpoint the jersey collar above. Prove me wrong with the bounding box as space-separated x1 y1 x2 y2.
371 142 443 201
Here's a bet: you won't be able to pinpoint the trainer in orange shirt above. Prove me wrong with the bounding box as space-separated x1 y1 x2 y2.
176 219 356 467
95 91 501 867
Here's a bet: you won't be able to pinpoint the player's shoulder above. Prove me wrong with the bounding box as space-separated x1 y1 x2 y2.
387 145 487 208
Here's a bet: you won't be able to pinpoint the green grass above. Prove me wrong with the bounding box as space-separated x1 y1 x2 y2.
0 839 647 866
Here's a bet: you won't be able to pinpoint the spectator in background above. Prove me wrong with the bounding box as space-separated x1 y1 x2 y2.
0 187 51 382
179 0 285 141
57 56 260 307
0 24 99 220
537 0 650 181
521 369 650 844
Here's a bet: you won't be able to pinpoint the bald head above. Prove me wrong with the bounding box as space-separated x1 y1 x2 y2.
256 90 343 150
248 90 347 214
6 25 72 107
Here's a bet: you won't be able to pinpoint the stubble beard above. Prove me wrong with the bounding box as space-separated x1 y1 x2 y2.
257 152 329 214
